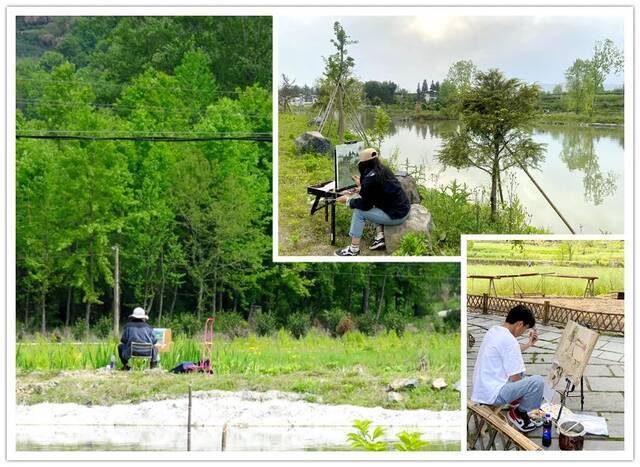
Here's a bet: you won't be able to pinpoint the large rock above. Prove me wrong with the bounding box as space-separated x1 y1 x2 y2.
384 204 434 253
294 131 331 155
395 172 421 203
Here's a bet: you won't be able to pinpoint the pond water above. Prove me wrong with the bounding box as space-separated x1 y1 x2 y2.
16 424 460 451
367 118 624 234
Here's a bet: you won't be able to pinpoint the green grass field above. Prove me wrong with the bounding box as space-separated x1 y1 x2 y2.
16 329 461 410
467 241 624 296
468 240 624 266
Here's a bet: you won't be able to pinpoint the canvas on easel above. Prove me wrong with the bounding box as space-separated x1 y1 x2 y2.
335 141 363 191
543 320 599 402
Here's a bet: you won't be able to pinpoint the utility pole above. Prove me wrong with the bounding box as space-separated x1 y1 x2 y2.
113 245 120 338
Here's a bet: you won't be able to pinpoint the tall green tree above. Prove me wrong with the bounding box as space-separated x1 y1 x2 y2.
324 21 358 143
437 69 545 222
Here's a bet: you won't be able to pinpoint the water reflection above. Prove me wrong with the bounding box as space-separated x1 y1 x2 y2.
366 115 623 233
556 127 619 205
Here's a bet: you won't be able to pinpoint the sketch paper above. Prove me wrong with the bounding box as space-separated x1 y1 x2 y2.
545 320 599 392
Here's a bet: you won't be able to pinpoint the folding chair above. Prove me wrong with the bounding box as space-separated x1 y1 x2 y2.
130 341 154 370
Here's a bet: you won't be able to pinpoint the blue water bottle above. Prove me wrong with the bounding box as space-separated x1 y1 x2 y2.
542 412 552 447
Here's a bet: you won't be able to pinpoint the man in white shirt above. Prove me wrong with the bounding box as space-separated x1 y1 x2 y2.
471 305 543 432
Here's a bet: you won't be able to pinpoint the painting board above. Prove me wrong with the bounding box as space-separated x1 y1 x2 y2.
335 141 363 191
544 320 599 399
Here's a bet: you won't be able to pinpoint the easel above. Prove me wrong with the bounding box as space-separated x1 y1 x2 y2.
555 375 585 422
306 75 369 246
307 181 339 245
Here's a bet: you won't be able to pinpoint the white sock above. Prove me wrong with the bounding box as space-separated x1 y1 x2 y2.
349 244 360 252
375 231 384 240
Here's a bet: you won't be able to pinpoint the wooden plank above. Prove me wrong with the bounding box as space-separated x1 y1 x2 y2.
467 401 542 451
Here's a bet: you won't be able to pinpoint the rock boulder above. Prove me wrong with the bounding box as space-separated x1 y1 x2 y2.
294 131 331 155
395 173 421 204
384 204 434 253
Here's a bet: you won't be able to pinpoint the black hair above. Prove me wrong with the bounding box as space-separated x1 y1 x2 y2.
358 156 395 185
505 305 535 328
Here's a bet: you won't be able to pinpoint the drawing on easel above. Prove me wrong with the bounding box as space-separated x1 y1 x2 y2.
335 141 363 191
545 320 599 397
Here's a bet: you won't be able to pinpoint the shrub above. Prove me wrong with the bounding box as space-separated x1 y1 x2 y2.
170 313 202 337
72 318 88 340
394 232 430 256
93 315 112 339
336 315 355 336
287 312 310 339
355 314 377 336
383 312 407 337
215 312 248 337
253 312 278 336
320 307 347 336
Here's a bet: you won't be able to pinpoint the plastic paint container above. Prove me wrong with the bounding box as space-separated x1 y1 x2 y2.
558 421 586 451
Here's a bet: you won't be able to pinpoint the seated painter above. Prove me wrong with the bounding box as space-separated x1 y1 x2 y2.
118 307 158 370
334 148 410 256
471 305 543 433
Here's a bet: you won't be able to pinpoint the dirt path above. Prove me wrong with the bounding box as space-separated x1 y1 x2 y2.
513 296 624 314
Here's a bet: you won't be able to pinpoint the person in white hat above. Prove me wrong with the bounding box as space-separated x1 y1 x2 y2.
117 307 158 370
334 148 411 256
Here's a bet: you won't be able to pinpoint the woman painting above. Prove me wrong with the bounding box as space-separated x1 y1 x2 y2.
335 148 410 256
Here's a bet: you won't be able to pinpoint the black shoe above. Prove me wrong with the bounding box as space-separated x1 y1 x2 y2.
507 407 537 433
335 246 360 256
369 237 386 250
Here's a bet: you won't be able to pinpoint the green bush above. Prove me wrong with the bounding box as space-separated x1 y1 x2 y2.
168 313 202 337
421 181 544 255
320 307 347 336
72 318 88 340
93 315 112 339
214 312 248 337
356 314 377 336
253 312 278 336
383 312 407 337
287 312 310 339
394 232 430 256
434 308 461 333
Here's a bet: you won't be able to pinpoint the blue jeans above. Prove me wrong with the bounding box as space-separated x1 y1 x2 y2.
494 375 544 412
349 208 409 238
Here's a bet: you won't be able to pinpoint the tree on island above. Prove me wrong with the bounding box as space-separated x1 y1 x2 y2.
437 69 545 222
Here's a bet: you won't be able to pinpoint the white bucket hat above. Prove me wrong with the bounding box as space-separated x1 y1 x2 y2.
130 307 149 320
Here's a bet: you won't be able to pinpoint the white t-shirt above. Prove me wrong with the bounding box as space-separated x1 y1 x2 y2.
471 325 526 404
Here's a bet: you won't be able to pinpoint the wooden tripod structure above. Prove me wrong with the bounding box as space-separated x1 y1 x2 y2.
315 78 369 146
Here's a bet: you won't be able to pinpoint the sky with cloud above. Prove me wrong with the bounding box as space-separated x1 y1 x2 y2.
278 15 625 91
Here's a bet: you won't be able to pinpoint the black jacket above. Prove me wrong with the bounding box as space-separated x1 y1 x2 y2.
348 169 411 219
119 319 157 360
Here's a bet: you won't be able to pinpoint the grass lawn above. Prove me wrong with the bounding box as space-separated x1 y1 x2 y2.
16 329 461 411
468 240 624 266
